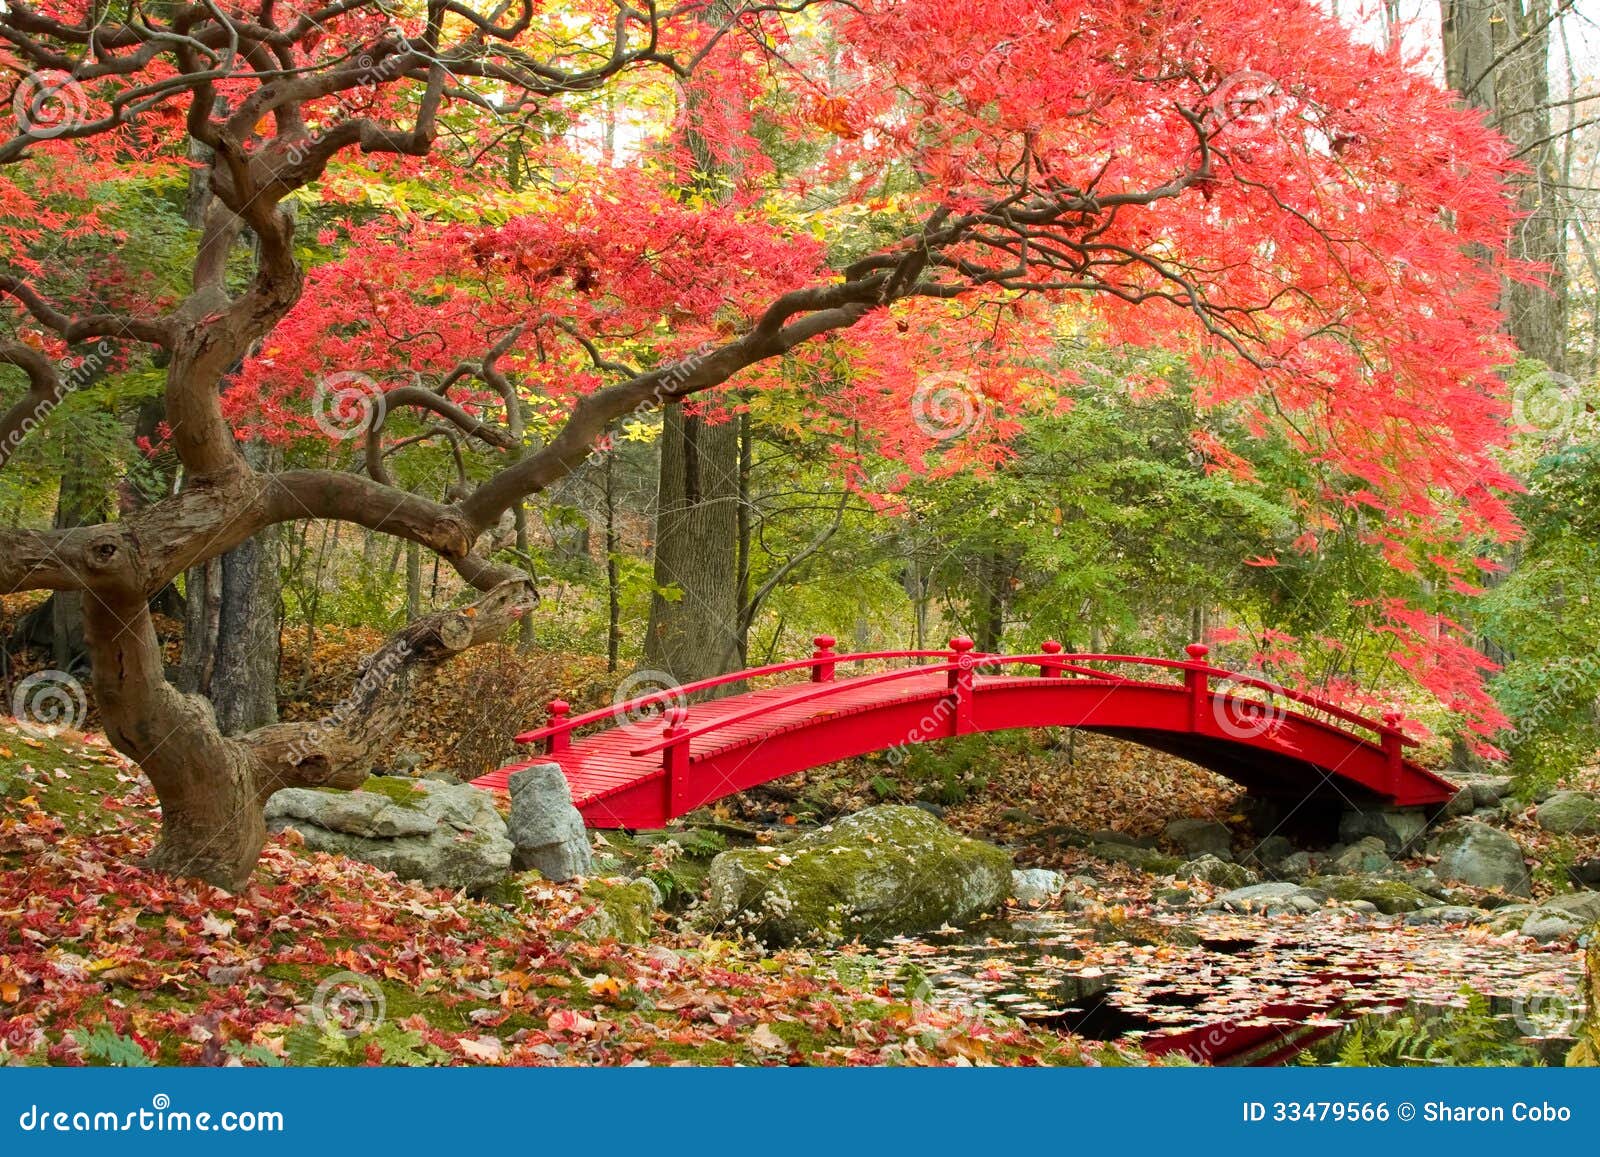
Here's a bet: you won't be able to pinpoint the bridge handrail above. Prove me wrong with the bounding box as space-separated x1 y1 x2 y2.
519 642 1414 752
977 653 1417 746
627 660 963 757
513 648 961 744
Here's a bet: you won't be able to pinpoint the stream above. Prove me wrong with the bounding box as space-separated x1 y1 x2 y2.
836 905 1586 1064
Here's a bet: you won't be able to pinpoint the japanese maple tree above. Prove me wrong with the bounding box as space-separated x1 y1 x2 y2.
0 0 1524 889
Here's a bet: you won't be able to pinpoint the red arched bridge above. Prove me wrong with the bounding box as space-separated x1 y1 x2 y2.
471 638 1457 827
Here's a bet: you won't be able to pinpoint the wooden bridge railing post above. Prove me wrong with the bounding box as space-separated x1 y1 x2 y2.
1039 639 1064 677
545 699 571 755
1381 711 1404 788
811 635 837 683
661 706 692 815
1183 643 1210 730
949 635 977 734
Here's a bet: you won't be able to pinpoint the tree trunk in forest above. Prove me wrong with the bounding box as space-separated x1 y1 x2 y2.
643 1 747 684
47 443 108 672
177 444 281 734
1440 0 1567 371
644 404 743 681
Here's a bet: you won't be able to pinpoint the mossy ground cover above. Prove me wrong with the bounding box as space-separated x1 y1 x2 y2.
0 723 1139 1067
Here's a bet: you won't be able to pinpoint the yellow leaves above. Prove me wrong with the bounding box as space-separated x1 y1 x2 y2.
0 981 20 1002
584 973 622 1001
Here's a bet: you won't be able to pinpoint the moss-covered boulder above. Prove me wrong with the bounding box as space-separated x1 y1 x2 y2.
265 778 511 893
703 806 1011 946
575 878 660 944
1303 875 1441 915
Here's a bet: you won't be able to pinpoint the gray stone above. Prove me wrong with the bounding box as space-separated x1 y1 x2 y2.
1177 855 1258 889
1304 875 1440 915
703 806 1012 946
1522 911 1588 944
266 780 511 893
1212 882 1328 915
1087 842 1183 874
1443 788 1476 819
1010 868 1066 906
1329 837 1392 876
1164 818 1234 860
1430 821 1531 896
1480 904 1538 934
1246 835 1295 870
1536 791 1600 836
1403 905 1487 926
1464 775 1515 809
1086 828 1156 849
1537 891 1600 924
1275 851 1320 880
1569 858 1600 891
506 763 593 881
1338 807 1429 855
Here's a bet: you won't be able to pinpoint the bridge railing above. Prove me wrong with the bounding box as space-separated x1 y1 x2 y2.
517 635 1416 770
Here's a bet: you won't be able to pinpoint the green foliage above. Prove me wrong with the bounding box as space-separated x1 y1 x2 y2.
73 1024 154 1067
283 1020 451 1067
1480 439 1600 791
1331 989 1543 1067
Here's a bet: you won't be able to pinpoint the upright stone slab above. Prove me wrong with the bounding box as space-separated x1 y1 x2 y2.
507 762 593 881
1337 807 1429 855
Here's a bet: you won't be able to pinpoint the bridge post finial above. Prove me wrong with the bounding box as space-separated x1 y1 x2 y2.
1039 639 1064 678
947 636 977 734
662 706 693 813
811 635 838 683
1379 711 1405 785
546 699 572 755
1183 645 1209 730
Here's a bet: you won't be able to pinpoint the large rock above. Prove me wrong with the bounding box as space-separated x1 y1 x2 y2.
506 763 593 881
1328 837 1392 876
1304 875 1440 915
1178 855 1258 889
703 806 1010 946
1430 821 1531 896
575 878 659 944
1537 792 1600 836
1087 842 1183 874
1010 868 1065 906
1211 882 1328 915
1164 818 1234 860
1537 892 1600 925
267 779 511 892
1338 807 1429 855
